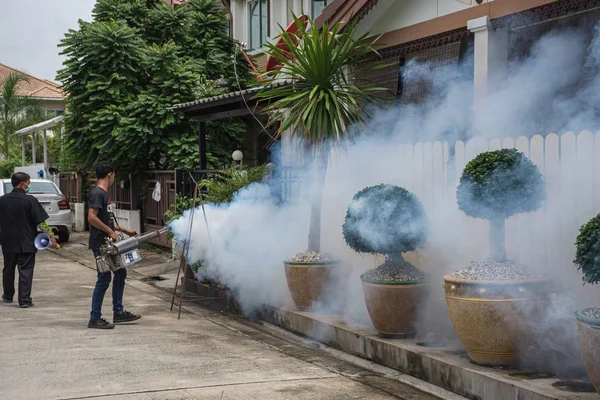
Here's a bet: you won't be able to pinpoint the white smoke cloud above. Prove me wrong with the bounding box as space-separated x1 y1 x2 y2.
172 18 600 375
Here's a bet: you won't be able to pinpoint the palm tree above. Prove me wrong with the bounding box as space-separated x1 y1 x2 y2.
0 72 47 160
258 17 386 254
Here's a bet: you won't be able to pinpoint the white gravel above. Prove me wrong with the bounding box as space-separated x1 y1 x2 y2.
362 260 424 282
582 307 600 320
450 259 544 281
289 251 333 263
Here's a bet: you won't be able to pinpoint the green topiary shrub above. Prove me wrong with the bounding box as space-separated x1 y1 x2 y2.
575 213 600 285
457 149 545 219
342 184 428 282
456 149 546 261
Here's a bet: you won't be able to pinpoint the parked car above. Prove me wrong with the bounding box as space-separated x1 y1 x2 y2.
0 179 72 243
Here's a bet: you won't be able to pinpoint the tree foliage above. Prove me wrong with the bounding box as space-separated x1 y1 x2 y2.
575 213 600 284
343 184 428 255
58 0 251 174
257 16 386 253
200 164 271 204
0 72 49 160
457 149 546 220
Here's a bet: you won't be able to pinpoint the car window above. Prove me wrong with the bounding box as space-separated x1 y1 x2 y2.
3 182 59 194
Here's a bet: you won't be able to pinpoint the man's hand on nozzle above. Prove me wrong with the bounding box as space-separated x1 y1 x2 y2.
123 228 137 237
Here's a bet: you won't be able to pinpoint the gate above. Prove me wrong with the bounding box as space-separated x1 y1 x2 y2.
143 170 176 246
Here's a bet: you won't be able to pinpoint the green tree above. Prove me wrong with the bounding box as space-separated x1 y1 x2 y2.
257 17 385 254
0 72 48 160
58 0 251 174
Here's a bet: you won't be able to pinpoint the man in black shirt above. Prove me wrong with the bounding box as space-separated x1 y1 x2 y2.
0 172 56 307
88 161 140 329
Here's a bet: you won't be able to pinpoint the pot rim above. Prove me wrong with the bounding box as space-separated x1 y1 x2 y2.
443 275 549 286
574 308 600 327
284 260 341 266
361 275 425 285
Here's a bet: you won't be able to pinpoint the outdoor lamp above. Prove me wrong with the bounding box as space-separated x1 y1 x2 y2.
232 150 243 161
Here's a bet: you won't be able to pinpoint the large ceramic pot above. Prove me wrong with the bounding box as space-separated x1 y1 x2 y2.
284 260 340 310
361 276 424 337
443 276 549 366
575 309 600 394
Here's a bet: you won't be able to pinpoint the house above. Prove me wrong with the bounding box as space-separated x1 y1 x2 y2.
174 0 600 167
0 63 65 113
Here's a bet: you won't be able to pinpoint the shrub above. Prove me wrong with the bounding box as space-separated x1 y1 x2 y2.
457 149 546 220
0 157 20 179
200 164 271 204
342 184 428 255
575 213 600 285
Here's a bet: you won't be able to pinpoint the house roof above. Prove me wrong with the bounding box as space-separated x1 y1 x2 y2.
0 63 64 100
314 0 379 30
172 80 291 120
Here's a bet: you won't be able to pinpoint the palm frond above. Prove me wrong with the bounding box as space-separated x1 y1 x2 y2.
256 15 388 149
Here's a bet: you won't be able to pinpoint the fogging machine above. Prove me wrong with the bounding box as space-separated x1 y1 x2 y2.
96 226 171 273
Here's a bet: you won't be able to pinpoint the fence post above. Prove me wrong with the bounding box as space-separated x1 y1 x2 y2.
175 169 183 195
130 172 141 211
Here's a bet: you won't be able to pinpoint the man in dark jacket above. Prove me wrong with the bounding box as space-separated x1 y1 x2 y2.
0 172 56 308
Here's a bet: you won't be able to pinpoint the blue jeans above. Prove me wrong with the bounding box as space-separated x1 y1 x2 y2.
90 249 126 321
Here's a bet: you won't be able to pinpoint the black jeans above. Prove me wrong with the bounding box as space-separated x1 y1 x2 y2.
2 248 35 306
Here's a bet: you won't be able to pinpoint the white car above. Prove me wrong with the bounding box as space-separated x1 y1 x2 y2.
0 178 72 243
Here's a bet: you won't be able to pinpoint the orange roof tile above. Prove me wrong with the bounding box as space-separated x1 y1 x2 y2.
0 63 64 99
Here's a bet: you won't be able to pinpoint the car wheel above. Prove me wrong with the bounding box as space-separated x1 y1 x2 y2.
58 231 70 243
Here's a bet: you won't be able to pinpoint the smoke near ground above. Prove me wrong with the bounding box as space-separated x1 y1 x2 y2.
171 19 600 376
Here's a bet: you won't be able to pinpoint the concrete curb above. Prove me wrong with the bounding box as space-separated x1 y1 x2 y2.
261 307 598 400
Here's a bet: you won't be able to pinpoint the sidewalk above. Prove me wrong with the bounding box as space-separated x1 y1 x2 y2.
0 246 456 399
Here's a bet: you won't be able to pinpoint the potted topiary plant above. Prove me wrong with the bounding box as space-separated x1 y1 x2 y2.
444 148 548 366
343 184 428 337
574 213 600 394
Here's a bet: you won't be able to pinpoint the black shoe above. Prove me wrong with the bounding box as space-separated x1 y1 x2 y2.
113 310 141 324
1 295 12 304
19 303 33 308
88 318 115 329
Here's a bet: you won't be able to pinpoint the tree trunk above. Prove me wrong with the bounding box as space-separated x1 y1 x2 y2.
489 217 506 262
307 149 328 253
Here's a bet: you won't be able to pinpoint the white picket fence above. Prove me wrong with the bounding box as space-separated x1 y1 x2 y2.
309 131 600 302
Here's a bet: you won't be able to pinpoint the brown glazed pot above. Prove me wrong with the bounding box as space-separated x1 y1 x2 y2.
284 260 339 310
575 309 600 394
443 275 549 366
361 276 425 337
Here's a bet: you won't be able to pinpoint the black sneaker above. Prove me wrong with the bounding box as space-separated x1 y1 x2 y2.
88 318 115 329
19 303 33 308
1 295 12 304
113 310 141 324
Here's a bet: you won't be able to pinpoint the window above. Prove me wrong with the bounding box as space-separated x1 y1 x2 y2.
311 0 331 19
248 0 268 50
5 182 59 194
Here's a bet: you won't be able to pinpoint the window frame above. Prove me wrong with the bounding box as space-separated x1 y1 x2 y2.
311 0 331 19
248 0 270 50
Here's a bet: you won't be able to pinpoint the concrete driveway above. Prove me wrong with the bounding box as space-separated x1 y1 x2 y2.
0 250 455 400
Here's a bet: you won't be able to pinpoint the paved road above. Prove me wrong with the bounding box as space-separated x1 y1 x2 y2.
0 250 451 400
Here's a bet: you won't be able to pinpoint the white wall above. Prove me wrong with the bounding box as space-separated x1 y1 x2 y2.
113 209 142 236
357 0 492 37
